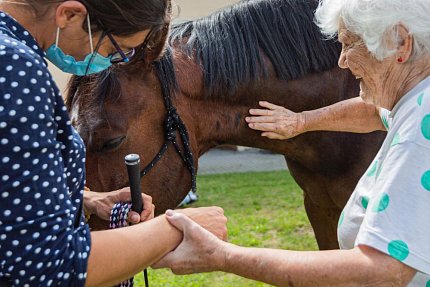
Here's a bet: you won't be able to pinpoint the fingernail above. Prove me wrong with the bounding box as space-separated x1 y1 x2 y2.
165 209 174 216
131 214 140 222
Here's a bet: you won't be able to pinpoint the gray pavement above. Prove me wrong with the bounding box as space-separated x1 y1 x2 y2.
197 148 287 175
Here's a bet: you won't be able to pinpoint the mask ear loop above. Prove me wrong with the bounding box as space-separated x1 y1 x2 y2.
85 13 100 75
55 27 60 49
87 13 94 54
84 14 110 75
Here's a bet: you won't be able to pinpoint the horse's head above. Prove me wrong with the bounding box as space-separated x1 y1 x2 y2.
66 26 197 216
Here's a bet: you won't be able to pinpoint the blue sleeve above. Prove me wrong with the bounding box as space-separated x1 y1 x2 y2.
0 47 91 285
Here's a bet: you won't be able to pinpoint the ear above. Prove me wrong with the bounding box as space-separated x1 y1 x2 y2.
55 1 88 29
396 23 413 63
142 23 171 68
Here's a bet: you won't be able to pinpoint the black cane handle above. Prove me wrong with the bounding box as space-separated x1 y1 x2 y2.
125 154 144 214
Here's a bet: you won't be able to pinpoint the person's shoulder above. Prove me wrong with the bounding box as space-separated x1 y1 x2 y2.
0 33 51 93
0 31 47 70
0 34 55 111
387 86 430 149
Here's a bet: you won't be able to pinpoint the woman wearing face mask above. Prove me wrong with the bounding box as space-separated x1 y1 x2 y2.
0 1 227 286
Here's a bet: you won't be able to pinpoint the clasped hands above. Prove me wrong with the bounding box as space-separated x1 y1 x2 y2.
84 187 230 274
152 208 230 274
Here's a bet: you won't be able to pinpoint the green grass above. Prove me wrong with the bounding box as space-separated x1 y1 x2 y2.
134 171 317 287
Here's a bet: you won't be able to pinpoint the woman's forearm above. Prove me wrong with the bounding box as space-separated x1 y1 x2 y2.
221 244 415 287
86 215 182 287
302 97 385 133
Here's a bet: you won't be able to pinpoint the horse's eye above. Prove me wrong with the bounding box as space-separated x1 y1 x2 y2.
100 136 126 153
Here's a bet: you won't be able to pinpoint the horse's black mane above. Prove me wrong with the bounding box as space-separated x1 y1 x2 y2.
66 0 341 109
154 0 341 98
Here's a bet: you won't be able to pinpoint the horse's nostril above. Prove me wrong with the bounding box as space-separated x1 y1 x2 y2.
100 136 126 152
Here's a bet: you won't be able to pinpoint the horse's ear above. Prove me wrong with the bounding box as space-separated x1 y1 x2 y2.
141 22 171 68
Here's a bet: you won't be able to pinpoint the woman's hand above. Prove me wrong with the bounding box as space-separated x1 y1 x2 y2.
152 210 228 274
246 101 306 140
84 188 155 224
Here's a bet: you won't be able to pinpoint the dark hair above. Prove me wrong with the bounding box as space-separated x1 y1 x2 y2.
27 0 171 37
82 0 170 36
82 0 172 62
26 0 171 66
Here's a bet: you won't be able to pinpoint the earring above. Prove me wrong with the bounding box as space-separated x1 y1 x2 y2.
397 57 403 63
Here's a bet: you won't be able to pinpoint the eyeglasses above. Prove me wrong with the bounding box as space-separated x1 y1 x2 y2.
94 24 155 65
104 32 136 64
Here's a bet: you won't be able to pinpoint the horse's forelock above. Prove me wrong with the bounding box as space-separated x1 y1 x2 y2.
66 69 122 116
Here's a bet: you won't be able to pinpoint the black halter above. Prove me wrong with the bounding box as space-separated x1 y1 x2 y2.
138 75 197 195
127 62 197 287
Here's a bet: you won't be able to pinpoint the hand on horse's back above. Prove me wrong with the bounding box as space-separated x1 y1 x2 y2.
246 101 306 140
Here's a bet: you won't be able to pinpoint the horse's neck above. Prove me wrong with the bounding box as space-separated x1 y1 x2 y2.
175 65 358 158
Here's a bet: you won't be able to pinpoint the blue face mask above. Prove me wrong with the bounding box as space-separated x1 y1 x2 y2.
46 15 112 76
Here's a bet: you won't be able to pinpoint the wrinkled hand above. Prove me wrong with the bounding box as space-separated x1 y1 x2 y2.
246 101 306 140
176 206 228 241
84 188 155 223
152 210 228 274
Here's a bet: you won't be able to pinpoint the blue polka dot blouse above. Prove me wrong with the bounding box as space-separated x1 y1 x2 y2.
0 12 91 286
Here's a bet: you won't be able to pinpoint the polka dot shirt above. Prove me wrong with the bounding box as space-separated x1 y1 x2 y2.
338 76 430 286
0 12 91 286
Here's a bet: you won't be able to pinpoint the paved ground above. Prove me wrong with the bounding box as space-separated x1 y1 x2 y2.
198 148 287 175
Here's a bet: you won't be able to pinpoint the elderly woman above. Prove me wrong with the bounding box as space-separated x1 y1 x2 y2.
153 0 430 285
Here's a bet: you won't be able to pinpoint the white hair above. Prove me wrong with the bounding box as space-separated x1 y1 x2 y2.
315 0 430 60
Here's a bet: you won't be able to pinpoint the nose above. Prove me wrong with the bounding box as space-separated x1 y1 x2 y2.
338 49 347 69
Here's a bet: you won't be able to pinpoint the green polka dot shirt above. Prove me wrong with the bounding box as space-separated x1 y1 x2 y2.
338 76 430 286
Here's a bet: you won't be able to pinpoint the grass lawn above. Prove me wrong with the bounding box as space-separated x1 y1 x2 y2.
134 171 318 286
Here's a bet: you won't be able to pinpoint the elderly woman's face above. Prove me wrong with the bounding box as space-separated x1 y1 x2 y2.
337 22 393 106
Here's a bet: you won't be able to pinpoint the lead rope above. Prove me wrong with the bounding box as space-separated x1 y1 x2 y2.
109 203 134 287
109 203 149 287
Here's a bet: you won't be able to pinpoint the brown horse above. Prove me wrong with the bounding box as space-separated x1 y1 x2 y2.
67 0 385 250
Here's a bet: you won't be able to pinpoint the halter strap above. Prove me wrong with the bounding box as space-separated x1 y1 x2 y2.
138 83 197 194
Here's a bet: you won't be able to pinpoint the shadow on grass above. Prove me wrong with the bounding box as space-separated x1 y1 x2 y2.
135 171 317 287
